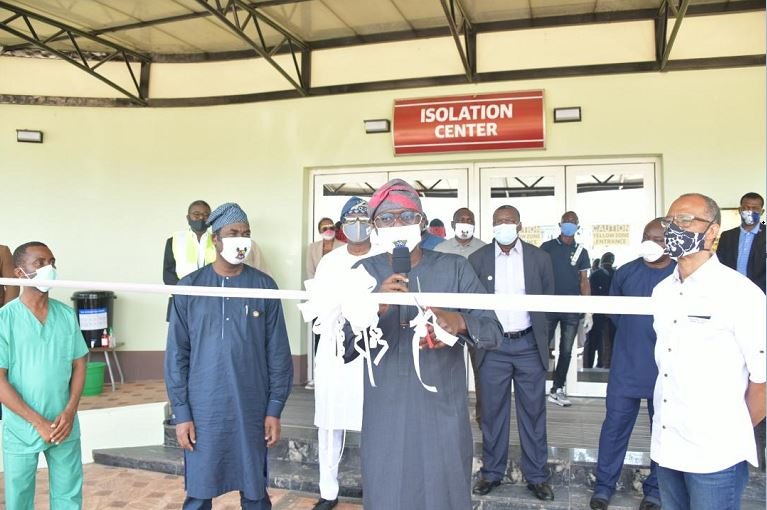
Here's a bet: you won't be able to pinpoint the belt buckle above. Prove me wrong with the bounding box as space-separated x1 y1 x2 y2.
505 327 529 339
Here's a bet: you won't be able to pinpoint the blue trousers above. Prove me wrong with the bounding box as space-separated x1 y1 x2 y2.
478 332 548 484
546 312 580 390
594 394 659 502
657 461 749 510
183 493 271 510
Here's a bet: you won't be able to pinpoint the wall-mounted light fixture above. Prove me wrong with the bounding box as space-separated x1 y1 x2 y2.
553 107 581 123
364 119 391 134
17 129 44 143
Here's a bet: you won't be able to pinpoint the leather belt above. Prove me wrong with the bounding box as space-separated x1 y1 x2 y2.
503 326 533 339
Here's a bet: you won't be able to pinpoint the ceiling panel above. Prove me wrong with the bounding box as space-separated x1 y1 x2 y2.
0 0 763 61
11 0 197 32
261 0 356 40
530 0 599 18
102 16 277 54
393 0 466 29
462 0 532 23
319 0 413 35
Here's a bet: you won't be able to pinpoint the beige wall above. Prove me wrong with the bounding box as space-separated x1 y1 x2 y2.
0 66 764 355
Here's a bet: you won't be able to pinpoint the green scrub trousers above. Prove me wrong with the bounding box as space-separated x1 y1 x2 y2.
4 439 83 509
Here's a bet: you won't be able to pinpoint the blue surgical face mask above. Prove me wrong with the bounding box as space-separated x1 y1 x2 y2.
560 222 578 237
741 210 761 226
493 223 519 245
342 221 371 243
663 221 710 260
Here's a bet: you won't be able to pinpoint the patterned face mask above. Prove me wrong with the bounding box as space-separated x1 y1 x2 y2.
741 210 761 226
663 221 710 260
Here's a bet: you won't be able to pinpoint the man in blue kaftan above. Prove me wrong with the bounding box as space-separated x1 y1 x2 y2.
165 202 293 510
590 218 675 510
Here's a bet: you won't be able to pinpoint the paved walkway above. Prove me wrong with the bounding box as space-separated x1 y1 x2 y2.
0 464 361 510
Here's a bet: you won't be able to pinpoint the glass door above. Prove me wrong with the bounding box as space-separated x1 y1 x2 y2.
311 172 389 243
478 165 566 243
388 168 470 239
565 162 658 397
477 164 567 393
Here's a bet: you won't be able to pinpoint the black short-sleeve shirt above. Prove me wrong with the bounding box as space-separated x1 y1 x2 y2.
540 237 590 296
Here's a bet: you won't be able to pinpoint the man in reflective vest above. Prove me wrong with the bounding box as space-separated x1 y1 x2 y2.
164 200 217 284
163 201 216 320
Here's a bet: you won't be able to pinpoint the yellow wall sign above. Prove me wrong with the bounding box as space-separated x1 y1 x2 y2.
521 225 542 246
592 224 631 246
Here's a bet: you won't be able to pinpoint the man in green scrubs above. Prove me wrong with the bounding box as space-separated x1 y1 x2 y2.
0 241 88 509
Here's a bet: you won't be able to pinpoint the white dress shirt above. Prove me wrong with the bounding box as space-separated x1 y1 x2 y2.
494 240 532 333
652 255 766 473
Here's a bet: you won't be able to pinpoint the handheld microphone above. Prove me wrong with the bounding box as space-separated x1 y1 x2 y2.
392 246 411 327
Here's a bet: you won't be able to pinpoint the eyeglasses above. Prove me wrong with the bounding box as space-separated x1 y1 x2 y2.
319 225 335 232
342 215 370 225
660 214 713 229
373 211 423 228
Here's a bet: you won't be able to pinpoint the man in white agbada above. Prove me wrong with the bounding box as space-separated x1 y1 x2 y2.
305 197 380 510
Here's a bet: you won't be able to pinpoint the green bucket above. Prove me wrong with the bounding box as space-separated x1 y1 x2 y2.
82 362 106 396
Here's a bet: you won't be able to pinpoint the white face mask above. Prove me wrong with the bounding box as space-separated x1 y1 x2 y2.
374 224 422 254
639 239 665 263
23 264 57 292
493 223 519 246
321 230 336 241
454 222 475 240
220 237 250 265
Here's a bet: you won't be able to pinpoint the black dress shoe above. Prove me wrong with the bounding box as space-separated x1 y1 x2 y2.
639 497 661 510
312 498 338 510
527 482 554 501
472 479 501 495
590 495 609 509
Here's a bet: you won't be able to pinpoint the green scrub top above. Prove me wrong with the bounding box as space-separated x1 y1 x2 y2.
0 298 89 453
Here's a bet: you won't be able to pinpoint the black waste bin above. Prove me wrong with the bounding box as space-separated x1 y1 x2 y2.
71 291 116 348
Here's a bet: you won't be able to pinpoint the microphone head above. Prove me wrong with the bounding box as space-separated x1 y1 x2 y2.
392 246 411 274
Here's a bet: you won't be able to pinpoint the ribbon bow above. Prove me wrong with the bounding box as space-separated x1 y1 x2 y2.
408 304 459 393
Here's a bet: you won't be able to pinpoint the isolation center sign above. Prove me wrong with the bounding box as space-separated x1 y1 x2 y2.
393 91 545 155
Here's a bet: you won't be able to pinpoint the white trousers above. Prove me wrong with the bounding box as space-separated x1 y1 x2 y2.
318 428 344 500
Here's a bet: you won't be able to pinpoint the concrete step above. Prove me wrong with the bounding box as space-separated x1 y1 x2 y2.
92 443 767 510
93 445 362 497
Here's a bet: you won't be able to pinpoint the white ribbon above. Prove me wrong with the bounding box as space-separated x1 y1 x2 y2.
297 267 387 387
0 274 717 394
408 306 460 393
0 277 713 316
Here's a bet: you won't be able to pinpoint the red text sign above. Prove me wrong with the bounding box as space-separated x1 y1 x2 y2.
393 91 545 155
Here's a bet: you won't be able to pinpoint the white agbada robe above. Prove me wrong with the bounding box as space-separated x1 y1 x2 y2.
309 244 381 500
313 245 380 431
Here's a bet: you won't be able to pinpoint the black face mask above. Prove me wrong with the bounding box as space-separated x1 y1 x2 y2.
188 218 207 233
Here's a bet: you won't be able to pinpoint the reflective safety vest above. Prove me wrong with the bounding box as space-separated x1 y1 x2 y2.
171 230 216 279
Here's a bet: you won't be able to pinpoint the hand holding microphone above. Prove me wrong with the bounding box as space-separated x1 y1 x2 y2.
379 246 411 316
391 246 411 326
